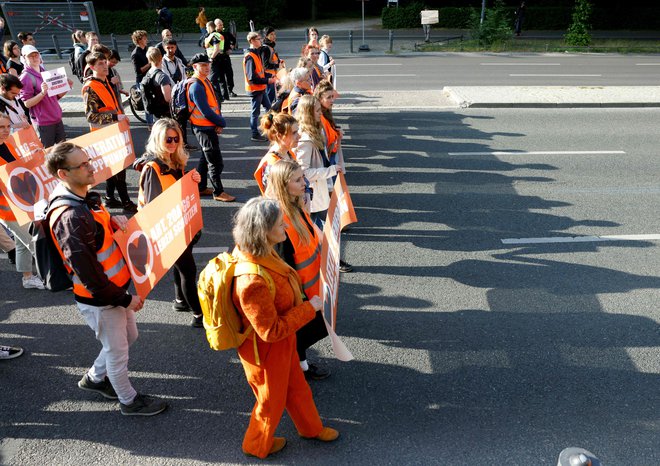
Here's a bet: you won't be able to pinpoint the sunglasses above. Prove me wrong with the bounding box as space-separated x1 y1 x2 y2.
165 136 180 144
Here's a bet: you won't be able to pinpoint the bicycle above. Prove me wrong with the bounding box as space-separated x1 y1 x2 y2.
128 84 147 124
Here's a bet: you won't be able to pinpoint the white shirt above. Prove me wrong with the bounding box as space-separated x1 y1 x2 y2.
162 55 186 84
0 95 29 132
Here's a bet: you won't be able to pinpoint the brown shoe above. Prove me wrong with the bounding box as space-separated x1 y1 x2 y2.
198 188 213 196
302 427 339 442
213 192 236 202
243 437 287 457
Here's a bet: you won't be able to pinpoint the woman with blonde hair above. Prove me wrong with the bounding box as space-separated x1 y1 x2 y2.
231 197 339 458
266 160 330 379
294 94 352 272
253 111 300 194
137 118 205 327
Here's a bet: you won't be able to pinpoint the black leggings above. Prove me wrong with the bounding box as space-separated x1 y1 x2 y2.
105 169 130 203
172 244 203 316
296 310 328 361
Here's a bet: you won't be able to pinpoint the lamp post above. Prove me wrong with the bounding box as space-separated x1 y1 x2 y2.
358 0 370 51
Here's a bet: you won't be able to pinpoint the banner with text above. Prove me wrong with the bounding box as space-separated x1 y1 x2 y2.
113 172 203 300
0 121 134 225
319 173 357 361
9 126 45 159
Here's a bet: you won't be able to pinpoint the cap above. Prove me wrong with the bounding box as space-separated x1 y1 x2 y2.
189 53 209 65
21 45 39 56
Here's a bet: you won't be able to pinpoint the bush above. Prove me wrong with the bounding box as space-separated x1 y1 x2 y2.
470 0 512 46
564 0 592 46
96 7 249 35
382 2 425 29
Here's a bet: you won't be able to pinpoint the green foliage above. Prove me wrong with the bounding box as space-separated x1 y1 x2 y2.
564 0 592 46
436 7 473 29
382 2 425 29
96 7 249 35
470 0 512 47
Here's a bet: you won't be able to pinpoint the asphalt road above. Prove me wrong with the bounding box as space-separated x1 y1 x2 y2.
1 105 659 465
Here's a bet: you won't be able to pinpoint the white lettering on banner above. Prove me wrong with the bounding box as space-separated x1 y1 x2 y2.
146 195 198 256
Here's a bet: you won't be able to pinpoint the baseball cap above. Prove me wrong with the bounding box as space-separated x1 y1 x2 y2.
21 45 39 56
189 53 209 65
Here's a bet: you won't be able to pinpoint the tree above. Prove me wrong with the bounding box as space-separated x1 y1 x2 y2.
564 0 592 46
470 0 512 47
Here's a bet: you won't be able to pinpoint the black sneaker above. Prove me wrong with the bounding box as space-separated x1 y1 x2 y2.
78 374 118 400
304 363 330 381
191 314 204 328
339 260 353 273
7 248 15 264
103 196 123 208
172 299 192 312
122 201 138 213
230 91 239 98
120 393 168 416
251 134 267 142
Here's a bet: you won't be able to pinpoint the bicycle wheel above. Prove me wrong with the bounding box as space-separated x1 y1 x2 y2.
128 85 147 124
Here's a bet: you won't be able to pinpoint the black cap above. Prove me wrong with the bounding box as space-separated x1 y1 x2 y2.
190 53 210 65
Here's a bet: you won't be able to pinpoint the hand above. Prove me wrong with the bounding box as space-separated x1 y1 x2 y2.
67 78 74 87
328 58 335 67
309 295 323 311
190 169 201 184
215 126 223 135
268 77 277 84
111 215 129 232
117 114 129 121
127 294 144 312
111 76 120 85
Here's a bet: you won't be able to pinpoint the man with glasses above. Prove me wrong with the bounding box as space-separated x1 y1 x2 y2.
243 31 276 142
46 142 168 417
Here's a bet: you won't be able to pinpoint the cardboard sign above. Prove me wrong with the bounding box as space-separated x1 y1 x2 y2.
41 67 71 97
9 125 45 159
421 10 439 25
318 173 357 361
113 172 203 299
0 121 135 225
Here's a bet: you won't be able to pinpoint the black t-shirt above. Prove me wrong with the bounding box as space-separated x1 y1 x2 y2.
8 60 23 76
131 46 148 81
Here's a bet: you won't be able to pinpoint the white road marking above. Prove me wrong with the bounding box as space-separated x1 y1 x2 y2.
447 150 625 156
509 74 602 77
339 63 403 66
502 234 660 245
635 63 660 65
481 63 561 66
193 246 229 254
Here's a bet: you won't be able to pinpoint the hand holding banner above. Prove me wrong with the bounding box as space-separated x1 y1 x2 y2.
113 172 203 299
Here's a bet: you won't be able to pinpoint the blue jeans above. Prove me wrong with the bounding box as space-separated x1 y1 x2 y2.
250 91 271 136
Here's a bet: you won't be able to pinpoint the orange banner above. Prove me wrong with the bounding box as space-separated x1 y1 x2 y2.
9 126 45 159
319 174 358 329
113 172 203 300
0 121 135 225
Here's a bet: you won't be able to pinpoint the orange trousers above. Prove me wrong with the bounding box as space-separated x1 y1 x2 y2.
238 333 323 458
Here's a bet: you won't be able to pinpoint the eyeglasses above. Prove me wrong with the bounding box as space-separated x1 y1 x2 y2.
310 52 320 55
165 136 180 144
63 157 93 171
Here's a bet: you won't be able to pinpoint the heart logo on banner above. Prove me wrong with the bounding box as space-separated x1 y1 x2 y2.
9 170 40 207
128 233 150 276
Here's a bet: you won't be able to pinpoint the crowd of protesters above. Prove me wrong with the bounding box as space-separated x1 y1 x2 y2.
1 22 347 459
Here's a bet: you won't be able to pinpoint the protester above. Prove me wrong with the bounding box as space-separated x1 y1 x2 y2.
215 19 237 98
130 30 153 129
0 74 31 132
314 79 343 171
142 47 172 119
108 49 128 99
285 67 312 115
82 52 137 213
307 27 319 48
0 113 45 289
17 32 35 47
3 41 23 76
156 6 173 31
161 39 185 85
303 45 325 89
244 32 276 141
46 142 168 416
0 224 15 263
186 53 234 202
156 30 188 67
318 35 335 82
254 111 300 194
76 32 99 81
0 344 24 360
204 21 226 101
19 45 72 147
71 30 86 61
196 7 208 47
137 119 204 327
231 197 339 458
265 160 331 380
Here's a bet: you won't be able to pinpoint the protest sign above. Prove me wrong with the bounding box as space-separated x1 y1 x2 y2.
9 126 45 159
41 67 72 97
319 173 357 361
0 121 134 225
113 172 203 299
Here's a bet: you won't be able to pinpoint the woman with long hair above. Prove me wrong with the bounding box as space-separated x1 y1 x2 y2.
232 197 339 458
253 111 300 193
137 118 205 327
3 40 23 76
266 160 330 380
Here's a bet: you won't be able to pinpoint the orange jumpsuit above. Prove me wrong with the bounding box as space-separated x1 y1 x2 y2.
232 250 323 458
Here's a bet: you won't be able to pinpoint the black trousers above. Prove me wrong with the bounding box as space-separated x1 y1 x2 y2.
105 169 130 203
209 55 228 100
296 310 328 361
172 243 203 316
192 126 224 195
219 53 234 93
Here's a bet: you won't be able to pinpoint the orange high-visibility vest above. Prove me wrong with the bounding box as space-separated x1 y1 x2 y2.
243 51 267 93
265 49 279 77
51 202 131 300
137 160 179 208
187 76 220 127
253 150 297 194
283 209 321 299
320 115 339 155
81 78 123 131
0 143 19 222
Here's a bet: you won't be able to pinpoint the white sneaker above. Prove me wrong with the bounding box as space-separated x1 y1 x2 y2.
22 275 45 290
